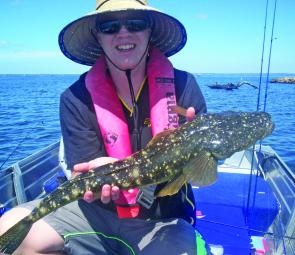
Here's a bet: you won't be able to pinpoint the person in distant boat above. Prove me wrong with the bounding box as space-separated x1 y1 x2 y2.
0 0 209 254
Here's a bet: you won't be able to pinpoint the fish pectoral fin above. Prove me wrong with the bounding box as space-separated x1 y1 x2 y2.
155 152 218 197
156 174 187 197
185 152 218 187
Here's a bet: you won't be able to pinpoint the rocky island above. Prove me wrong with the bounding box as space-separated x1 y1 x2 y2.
270 77 295 84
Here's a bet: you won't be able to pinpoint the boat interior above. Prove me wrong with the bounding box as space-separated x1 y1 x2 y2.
0 142 294 254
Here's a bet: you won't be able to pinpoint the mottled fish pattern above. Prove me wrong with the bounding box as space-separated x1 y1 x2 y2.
0 111 274 254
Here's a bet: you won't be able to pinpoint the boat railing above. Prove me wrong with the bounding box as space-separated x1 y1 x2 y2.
0 141 66 209
218 145 295 254
255 145 295 255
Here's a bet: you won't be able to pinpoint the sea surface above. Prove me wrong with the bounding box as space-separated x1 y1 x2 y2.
0 73 294 173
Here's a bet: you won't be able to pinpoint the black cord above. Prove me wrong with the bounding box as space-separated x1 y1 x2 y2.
125 69 141 151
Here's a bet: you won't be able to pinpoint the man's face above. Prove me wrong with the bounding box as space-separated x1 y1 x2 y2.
96 14 151 70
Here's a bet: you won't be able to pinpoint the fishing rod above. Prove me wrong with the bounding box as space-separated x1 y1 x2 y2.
256 0 270 112
263 0 278 113
245 0 279 229
245 0 270 225
0 121 44 171
245 0 285 251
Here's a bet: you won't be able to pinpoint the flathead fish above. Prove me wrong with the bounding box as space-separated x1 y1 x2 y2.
0 111 274 254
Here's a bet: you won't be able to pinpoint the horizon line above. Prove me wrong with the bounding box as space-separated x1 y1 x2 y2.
0 72 294 75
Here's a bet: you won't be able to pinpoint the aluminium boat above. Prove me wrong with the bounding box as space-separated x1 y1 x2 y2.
1 141 294 254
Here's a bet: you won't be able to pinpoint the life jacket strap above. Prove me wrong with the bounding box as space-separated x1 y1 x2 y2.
116 205 140 219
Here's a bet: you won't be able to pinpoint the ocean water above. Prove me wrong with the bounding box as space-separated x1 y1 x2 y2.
0 73 294 173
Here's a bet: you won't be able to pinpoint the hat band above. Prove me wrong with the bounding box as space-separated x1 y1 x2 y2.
96 0 146 10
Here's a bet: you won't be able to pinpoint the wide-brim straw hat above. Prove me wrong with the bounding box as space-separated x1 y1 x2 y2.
58 0 187 66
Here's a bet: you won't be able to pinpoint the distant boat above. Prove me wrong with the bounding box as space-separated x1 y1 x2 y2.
208 81 258 90
270 77 295 84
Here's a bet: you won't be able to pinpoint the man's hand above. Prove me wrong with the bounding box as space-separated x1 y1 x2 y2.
185 106 196 122
172 105 196 122
72 157 120 204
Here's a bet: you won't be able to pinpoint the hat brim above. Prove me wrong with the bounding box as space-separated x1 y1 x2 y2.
58 8 187 66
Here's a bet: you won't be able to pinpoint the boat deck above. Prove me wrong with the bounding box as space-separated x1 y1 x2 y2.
193 170 278 254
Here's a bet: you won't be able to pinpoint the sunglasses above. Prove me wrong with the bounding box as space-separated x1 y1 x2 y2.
97 18 151 34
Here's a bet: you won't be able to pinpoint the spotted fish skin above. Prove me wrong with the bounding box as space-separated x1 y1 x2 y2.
0 111 274 254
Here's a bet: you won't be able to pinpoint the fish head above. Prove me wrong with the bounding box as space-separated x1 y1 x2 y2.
183 111 275 160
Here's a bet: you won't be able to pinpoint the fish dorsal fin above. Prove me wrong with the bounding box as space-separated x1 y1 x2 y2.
156 173 187 197
146 128 175 148
184 151 218 187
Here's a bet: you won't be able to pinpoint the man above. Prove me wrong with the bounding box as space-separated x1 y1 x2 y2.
0 0 208 254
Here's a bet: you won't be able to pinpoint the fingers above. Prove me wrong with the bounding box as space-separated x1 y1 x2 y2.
89 157 118 169
111 186 120 201
186 107 196 122
72 157 119 204
171 105 196 122
83 191 95 203
100 185 120 204
73 162 90 172
101 184 111 204
72 162 90 178
72 157 118 178
83 185 119 204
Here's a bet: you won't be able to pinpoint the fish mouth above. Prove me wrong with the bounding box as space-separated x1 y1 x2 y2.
203 112 275 160
266 121 275 137
261 112 275 138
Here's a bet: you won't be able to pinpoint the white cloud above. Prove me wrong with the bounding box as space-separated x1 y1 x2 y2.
0 40 25 48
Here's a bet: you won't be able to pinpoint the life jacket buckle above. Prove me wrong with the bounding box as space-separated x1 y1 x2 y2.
136 185 156 209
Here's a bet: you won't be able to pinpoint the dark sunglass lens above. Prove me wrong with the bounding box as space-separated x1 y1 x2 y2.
99 20 120 34
125 19 149 32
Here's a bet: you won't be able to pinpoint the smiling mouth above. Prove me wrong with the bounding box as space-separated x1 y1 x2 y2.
116 44 135 52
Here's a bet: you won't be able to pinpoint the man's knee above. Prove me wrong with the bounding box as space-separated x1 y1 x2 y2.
0 208 64 254
15 219 64 254
0 207 31 234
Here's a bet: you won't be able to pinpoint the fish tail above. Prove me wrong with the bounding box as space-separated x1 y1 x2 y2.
0 216 33 254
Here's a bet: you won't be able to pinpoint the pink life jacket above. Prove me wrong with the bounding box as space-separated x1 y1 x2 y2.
85 48 178 218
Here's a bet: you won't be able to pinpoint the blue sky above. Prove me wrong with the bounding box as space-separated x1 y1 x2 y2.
0 0 294 74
